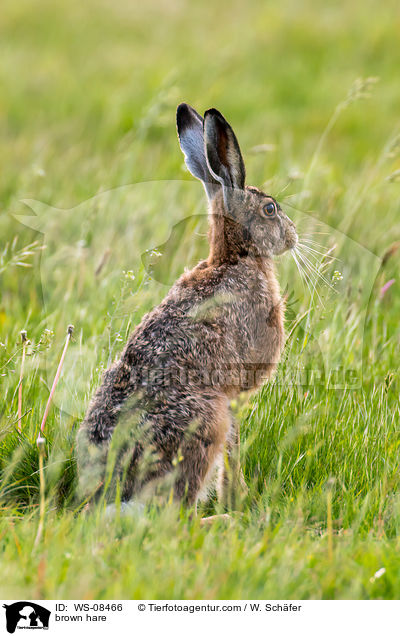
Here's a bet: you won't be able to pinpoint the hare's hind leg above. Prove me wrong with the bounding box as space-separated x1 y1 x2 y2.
216 411 247 510
174 398 232 507
174 435 216 506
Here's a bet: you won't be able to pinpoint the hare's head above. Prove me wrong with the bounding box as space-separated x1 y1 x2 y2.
177 103 297 260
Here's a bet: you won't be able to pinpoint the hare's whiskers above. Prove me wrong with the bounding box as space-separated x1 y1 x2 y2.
296 247 337 293
298 245 335 275
291 251 315 302
301 230 331 236
298 242 341 263
294 248 325 307
296 247 331 304
296 247 332 287
301 237 332 249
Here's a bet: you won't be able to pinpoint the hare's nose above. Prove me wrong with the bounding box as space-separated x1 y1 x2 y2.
286 230 298 249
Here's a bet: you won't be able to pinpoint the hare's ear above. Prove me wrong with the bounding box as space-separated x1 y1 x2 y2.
176 103 219 200
203 108 246 191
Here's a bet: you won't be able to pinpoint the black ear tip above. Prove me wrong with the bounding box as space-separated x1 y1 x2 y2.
176 103 203 133
204 107 226 123
177 102 189 116
176 103 190 129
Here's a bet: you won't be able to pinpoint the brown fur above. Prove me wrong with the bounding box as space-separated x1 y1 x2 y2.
76 105 297 508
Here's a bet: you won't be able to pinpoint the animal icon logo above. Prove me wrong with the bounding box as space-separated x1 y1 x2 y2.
2 602 51 633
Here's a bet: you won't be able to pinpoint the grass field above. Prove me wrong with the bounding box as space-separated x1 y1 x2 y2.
1 0 400 599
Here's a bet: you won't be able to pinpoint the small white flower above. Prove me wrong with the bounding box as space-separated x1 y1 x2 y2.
370 567 386 583
332 270 344 282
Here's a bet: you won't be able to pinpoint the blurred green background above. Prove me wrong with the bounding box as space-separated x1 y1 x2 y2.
0 0 400 600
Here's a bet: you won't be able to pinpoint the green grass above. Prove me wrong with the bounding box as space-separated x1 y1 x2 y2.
1 0 400 599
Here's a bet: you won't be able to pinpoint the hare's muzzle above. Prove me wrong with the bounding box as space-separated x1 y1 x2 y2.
285 226 298 250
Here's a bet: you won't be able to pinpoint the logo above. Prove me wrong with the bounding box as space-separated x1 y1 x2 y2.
2 603 50 634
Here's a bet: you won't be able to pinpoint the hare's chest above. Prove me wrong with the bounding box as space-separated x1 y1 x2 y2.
245 271 285 361
250 296 284 355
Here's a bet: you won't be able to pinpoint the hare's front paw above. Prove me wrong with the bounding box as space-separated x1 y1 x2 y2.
200 513 232 526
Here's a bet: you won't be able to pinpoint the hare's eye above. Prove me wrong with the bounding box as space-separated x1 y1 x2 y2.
263 202 276 218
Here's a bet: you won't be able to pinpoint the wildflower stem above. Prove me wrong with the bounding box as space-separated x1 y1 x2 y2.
17 330 27 431
40 324 74 434
33 436 46 549
327 489 333 561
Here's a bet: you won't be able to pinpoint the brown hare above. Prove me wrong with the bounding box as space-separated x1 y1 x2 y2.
76 103 298 510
